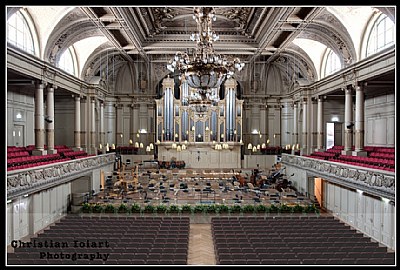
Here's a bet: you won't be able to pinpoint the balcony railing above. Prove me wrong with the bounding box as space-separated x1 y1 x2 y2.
281 154 395 201
7 153 116 200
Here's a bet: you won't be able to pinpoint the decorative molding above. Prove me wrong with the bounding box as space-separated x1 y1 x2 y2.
7 153 115 200
281 154 395 201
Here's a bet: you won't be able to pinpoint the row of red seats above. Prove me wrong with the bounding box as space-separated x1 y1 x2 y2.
329 159 395 172
7 158 71 171
7 153 62 166
370 152 395 160
63 151 87 159
7 151 30 158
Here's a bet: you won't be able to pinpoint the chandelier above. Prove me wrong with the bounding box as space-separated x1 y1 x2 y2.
167 7 244 108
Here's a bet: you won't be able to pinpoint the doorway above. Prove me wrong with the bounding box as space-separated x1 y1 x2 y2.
326 122 343 149
13 125 24 147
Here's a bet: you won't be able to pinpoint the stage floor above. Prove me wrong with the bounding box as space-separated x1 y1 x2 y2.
90 168 313 208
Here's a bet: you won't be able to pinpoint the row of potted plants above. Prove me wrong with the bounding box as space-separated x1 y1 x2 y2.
80 202 319 215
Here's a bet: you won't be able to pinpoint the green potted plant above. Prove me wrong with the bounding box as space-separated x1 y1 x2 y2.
144 204 155 213
104 204 116 213
181 204 193 214
279 204 291 213
230 204 242 213
292 204 304 213
168 204 180 213
255 204 267 213
92 204 103 213
194 205 205 213
156 204 167 213
243 204 255 213
206 204 218 214
131 203 141 213
217 204 229 214
81 203 92 213
118 204 129 213
268 204 279 213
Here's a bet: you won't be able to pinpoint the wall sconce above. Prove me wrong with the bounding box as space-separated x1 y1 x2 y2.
135 142 139 148
129 139 133 145
136 133 140 138
175 133 179 138
146 146 151 152
267 139 270 144
205 126 210 131
252 146 257 152
120 134 123 138
182 144 187 150
257 144 260 150
162 129 165 134
172 143 177 149
247 143 253 150
99 144 103 149
156 139 161 144
261 143 266 148
112 144 116 149
191 126 195 131
234 129 237 135
140 142 144 148
221 134 224 139
210 130 213 135
149 143 154 150
177 145 182 152
186 130 189 135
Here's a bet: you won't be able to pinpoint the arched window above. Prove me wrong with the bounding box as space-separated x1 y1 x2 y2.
7 11 35 55
58 48 75 75
324 49 341 76
366 14 395 57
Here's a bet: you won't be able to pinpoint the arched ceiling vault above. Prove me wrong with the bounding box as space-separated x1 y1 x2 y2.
7 6 394 94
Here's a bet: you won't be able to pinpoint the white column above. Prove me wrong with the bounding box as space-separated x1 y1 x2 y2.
301 98 308 155
342 86 353 155
99 102 105 152
352 83 367 156
73 96 82 151
91 98 96 154
46 85 57 154
116 104 123 146
316 96 324 152
292 102 298 154
32 81 47 156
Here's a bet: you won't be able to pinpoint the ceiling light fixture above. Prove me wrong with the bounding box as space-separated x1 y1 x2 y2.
167 7 244 114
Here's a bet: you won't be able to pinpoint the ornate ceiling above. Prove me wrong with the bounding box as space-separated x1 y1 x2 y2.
6 6 395 96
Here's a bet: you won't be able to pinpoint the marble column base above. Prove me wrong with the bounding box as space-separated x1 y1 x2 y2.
315 148 325 152
32 149 47 156
73 147 82 152
341 150 353 156
352 150 368 157
47 149 58 154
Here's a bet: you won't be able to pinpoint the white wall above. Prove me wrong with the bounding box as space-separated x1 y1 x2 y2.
7 182 71 245
54 97 75 147
323 181 395 250
7 87 35 146
365 93 395 147
243 155 277 170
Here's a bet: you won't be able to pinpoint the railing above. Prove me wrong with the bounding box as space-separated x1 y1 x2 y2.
7 153 116 200
281 154 395 201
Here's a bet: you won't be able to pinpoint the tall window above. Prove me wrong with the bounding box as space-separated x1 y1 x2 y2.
7 11 35 55
58 48 75 75
366 14 395 57
324 49 341 76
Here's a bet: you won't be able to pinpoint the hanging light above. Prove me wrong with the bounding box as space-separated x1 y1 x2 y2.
167 7 244 115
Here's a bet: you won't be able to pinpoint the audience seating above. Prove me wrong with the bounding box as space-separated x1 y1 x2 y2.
7 215 190 265
212 216 395 265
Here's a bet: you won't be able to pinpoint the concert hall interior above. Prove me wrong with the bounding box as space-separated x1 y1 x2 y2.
5 6 396 266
